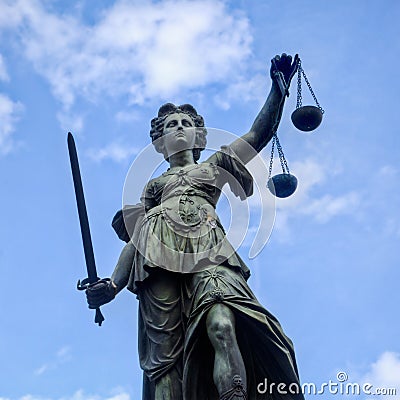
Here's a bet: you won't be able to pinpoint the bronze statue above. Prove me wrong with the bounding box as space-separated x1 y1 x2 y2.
86 54 305 400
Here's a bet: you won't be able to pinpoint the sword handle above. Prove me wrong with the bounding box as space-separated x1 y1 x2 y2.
77 278 106 326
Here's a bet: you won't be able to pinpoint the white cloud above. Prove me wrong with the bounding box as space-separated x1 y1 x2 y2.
115 110 140 124
245 157 362 241
34 364 49 376
0 93 23 154
59 391 99 400
378 165 398 177
57 112 84 133
87 143 140 163
0 54 9 81
214 74 266 110
363 351 400 386
0 0 252 112
20 396 50 400
0 0 24 28
383 217 400 238
2 391 131 400
34 345 72 376
363 164 400 238
105 395 129 400
56 346 71 359
217 154 362 250
277 158 360 220
301 192 360 223
360 352 400 398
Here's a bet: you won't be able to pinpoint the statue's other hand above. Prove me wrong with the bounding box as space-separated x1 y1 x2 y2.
270 53 299 87
86 278 116 309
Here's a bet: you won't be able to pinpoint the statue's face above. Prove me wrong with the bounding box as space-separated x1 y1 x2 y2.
162 112 196 158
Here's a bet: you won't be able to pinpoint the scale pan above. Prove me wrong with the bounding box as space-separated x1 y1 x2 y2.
267 173 298 198
291 105 323 132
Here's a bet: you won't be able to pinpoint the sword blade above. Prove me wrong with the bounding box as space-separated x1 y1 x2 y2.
67 132 98 283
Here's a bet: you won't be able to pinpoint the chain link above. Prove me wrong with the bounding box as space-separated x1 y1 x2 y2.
268 133 290 177
301 67 324 114
296 58 324 114
296 59 302 109
275 134 290 174
268 135 275 178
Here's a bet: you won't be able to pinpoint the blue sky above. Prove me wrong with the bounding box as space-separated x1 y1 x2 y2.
1 0 400 399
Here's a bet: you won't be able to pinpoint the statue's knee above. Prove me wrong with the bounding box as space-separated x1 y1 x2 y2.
207 305 235 343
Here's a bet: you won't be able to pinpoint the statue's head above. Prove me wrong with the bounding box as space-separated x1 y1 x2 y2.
150 103 207 162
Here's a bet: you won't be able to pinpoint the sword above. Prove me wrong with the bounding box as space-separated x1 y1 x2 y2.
67 132 105 326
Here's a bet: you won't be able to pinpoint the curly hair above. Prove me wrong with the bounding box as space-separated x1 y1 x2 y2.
150 103 207 162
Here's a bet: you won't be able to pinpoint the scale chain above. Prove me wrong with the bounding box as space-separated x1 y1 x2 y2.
268 135 275 179
302 68 324 113
296 59 324 114
268 133 290 177
275 134 290 174
296 60 303 109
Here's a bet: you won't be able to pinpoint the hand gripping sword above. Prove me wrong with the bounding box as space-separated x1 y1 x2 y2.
67 132 105 326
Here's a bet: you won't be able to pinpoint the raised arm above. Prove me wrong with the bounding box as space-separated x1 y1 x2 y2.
230 53 298 164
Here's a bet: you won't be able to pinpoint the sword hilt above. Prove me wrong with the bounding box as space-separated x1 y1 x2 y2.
77 277 107 326
77 277 101 290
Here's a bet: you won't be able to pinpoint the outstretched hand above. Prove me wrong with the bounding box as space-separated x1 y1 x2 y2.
270 53 299 88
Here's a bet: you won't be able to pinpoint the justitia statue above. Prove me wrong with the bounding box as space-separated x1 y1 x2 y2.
86 54 305 400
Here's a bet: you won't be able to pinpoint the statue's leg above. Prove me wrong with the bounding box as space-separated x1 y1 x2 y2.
154 364 182 400
138 269 184 399
206 303 247 399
